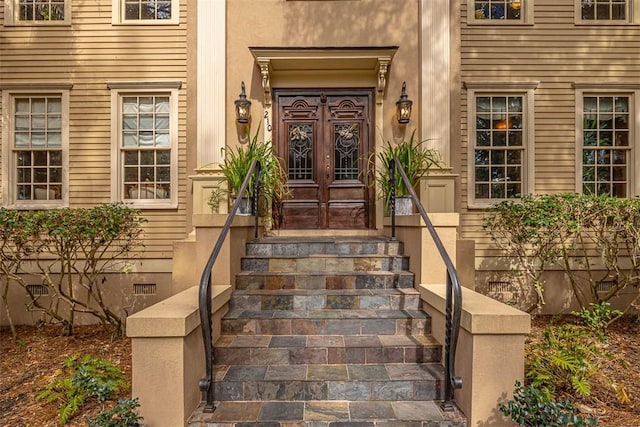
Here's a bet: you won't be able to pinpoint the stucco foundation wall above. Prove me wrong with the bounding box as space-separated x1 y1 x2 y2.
475 269 640 314
0 271 172 327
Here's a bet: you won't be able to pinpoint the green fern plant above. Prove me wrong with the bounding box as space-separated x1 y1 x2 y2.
37 354 128 425
526 323 602 398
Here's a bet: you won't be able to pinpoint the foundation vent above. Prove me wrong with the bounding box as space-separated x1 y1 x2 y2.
27 284 49 296
487 280 513 294
133 283 157 296
596 279 616 293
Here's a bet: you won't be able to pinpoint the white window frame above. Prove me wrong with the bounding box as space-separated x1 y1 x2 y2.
4 0 71 26
465 81 538 208
574 84 640 197
467 0 534 25
575 0 640 25
112 0 179 25
1 85 71 208
108 81 181 209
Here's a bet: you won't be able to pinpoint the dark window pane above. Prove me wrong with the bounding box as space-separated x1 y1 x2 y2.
491 150 505 165
508 131 522 146
493 131 506 147
475 167 489 182
613 166 626 181
584 131 598 146
477 131 491 146
583 166 595 182
491 183 505 198
583 149 595 165
475 183 489 199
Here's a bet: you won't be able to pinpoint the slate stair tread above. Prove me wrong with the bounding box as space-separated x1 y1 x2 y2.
188 399 467 426
215 333 439 348
224 309 428 320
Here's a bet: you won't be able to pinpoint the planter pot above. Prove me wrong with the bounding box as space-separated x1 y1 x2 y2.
232 196 253 215
387 195 414 216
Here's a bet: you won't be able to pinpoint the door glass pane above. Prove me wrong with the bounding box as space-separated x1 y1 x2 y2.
334 123 360 181
288 124 313 180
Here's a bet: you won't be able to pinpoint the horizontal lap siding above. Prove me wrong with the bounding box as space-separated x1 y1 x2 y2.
459 0 640 255
0 0 188 259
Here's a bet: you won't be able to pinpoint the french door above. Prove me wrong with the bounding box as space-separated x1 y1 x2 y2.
274 89 375 229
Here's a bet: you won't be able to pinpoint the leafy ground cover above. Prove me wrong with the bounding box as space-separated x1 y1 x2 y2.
1 317 639 426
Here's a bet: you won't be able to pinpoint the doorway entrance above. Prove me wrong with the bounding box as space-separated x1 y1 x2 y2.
273 89 375 229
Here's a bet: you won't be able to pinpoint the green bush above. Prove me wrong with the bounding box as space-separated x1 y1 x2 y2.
37 354 128 425
500 381 598 426
483 193 640 313
0 204 146 337
572 302 622 343
87 398 143 427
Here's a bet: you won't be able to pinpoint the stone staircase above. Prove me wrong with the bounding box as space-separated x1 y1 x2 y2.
188 236 466 426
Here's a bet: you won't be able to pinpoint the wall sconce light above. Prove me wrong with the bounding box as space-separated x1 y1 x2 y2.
235 81 251 124
396 81 413 124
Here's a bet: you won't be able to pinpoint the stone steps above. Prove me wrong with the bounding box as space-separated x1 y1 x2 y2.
214 334 441 365
187 236 466 426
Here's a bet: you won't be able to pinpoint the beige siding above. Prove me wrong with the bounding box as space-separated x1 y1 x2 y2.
0 0 188 260
459 0 640 258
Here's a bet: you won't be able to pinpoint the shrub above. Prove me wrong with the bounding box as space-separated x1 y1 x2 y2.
572 302 622 343
483 193 640 313
87 398 143 427
500 381 598 426
37 354 128 425
0 204 146 336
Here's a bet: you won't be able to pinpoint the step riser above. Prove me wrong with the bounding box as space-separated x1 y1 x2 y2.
246 241 404 257
241 256 410 273
230 294 421 311
236 273 415 290
213 380 442 402
214 346 441 365
195 422 467 427
221 318 430 336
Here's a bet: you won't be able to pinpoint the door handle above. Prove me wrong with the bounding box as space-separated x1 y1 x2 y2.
326 154 330 179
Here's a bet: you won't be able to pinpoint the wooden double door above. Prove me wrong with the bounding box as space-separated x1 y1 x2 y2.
274 89 375 229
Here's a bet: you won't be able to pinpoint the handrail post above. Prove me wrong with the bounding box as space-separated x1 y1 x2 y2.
389 158 396 241
253 161 261 241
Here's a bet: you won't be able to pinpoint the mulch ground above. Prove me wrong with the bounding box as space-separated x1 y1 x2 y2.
0 317 639 426
0 325 132 427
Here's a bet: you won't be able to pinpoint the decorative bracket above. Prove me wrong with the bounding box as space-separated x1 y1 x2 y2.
257 59 272 107
377 58 390 104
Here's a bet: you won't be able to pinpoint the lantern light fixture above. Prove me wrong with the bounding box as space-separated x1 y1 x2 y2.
235 81 251 124
396 81 413 124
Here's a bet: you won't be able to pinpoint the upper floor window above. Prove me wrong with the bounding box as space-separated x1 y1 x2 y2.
4 0 71 26
112 0 179 25
465 81 538 208
108 82 181 208
580 94 633 197
468 0 533 24
1 89 70 208
577 0 640 23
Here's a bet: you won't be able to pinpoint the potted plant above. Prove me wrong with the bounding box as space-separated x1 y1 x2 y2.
209 125 290 219
371 130 440 215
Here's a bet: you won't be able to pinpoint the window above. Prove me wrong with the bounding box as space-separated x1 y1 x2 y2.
108 82 181 208
576 0 640 23
579 94 634 197
112 0 179 25
1 88 70 207
468 0 533 24
465 82 538 207
4 0 71 25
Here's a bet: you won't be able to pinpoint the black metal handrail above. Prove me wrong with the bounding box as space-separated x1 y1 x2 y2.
388 158 463 410
198 159 261 412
